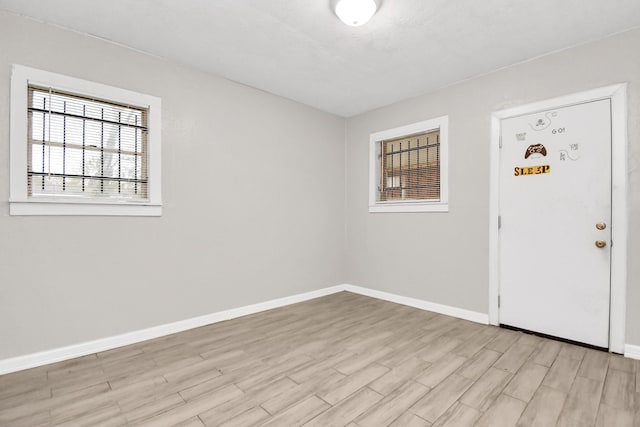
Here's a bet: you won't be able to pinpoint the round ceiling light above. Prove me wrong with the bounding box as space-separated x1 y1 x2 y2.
335 0 377 27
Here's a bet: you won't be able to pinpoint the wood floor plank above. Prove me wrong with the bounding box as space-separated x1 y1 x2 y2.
516 385 566 426
218 406 271 427
431 402 480 427
415 354 467 388
456 348 502 381
577 349 609 382
317 363 389 405
516 333 542 348
485 329 520 353
356 380 430 426
390 412 433 426
172 417 205 427
0 410 51 427
609 354 636 373
530 339 562 367
595 403 635 427
261 369 343 415
417 336 463 363
601 368 636 409
162 358 220 384
459 367 511 411
555 415 589 427
288 350 353 384
49 388 118 424
557 343 586 361
303 387 383 426
475 394 526 427
378 339 430 369
235 354 312 391
410 374 473 423
452 329 499 359
0 385 57 418
333 346 394 375
198 377 297 426
369 356 431 396
134 384 244 427
557 376 603 426
55 404 127 427
541 356 580 393
0 366 48 392
493 343 536 374
503 362 548 403
123 392 185 424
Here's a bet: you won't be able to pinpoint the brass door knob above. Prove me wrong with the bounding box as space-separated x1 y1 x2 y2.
596 222 606 230
595 240 607 249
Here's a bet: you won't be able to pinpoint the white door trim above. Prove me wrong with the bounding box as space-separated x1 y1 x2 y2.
489 84 628 353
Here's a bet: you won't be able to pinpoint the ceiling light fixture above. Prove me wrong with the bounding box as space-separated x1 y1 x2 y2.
335 0 377 27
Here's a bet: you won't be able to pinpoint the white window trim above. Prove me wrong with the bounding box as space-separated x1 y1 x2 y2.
369 116 449 213
9 64 162 216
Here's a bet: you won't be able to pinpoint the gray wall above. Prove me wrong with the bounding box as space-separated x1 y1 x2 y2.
2 11 640 362
0 12 346 359
345 28 640 346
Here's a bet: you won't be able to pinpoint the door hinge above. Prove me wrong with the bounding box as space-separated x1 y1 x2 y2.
498 295 501 308
498 216 501 229
499 136 503 149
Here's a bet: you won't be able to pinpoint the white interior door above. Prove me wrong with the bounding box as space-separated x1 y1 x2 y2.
499 99 612 348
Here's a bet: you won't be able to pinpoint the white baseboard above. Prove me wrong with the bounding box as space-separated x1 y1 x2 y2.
624 344 640 360
0 285 344 375
342 284 490 325
6 282 634 375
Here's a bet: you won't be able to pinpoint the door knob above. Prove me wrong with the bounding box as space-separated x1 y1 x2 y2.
595 240 607 249
596 222 606 230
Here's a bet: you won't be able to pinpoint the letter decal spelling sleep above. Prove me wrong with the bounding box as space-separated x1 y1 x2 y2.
514 165 551 176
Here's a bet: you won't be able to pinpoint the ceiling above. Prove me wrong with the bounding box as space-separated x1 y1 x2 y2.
1 0 640 117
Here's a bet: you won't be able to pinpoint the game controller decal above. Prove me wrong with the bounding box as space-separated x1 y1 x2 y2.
524 144 547 159
514 165 551 176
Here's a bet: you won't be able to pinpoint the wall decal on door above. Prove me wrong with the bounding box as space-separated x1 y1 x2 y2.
528 112 557 131
559 143 580 161
516 132 527 141
559 150 579 161
524 144 547 159
514 165 551 176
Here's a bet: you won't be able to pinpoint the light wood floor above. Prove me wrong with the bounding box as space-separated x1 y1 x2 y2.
1 292 638 427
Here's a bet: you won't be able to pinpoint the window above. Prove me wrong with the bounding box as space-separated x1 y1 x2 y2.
10 65 162 215
369 116 448 212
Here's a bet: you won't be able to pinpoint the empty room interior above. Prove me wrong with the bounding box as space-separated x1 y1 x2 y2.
1 1 640 426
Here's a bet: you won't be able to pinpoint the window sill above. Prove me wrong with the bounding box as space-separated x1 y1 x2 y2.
369 202 449 213
9 200 162 216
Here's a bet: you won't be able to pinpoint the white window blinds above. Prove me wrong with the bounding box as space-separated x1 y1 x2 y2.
378 130 440 202
27 86 148 201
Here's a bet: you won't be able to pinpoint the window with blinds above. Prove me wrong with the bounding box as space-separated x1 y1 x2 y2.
378 130 440 202
369 116 448 213
27 86 148 201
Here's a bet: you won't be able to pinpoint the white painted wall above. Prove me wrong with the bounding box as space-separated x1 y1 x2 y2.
345 28 640 347
0 12 345 360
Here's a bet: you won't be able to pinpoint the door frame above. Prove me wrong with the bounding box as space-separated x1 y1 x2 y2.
488 84 628 353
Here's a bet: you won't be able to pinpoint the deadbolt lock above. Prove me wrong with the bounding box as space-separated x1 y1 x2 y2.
596 222 606 230
595 240 607 249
